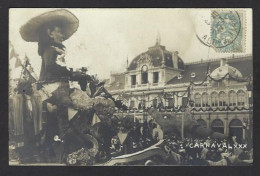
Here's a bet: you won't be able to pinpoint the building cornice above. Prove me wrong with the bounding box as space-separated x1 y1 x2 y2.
185 54 252 66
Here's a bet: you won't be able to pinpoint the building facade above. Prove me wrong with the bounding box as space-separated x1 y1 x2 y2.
106 41 253 140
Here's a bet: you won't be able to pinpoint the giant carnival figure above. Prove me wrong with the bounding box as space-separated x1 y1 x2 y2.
19 9 117 164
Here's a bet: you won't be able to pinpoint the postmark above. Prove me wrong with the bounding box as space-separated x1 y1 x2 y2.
195 9 246 53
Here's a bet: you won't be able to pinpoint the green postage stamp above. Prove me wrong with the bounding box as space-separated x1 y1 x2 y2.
211 10 246 53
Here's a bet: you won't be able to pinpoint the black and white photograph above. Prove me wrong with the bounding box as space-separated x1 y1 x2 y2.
8 8 253 166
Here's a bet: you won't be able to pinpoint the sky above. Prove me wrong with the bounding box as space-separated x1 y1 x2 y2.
9 8 252 79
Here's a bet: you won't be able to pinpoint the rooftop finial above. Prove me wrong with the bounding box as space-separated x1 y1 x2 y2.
156 31 161 46
127 55 129 68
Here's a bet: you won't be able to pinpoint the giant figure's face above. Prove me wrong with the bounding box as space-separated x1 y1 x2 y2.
48 26 64 44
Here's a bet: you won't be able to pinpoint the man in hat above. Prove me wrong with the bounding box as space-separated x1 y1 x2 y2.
20 9 81 105
20 9 117 164
19 9 85 163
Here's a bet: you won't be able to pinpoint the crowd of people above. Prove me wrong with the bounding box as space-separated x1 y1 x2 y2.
160 135 253 166
109 134 156 156
106 135 253 166
9 104 253 166
64 113 253 166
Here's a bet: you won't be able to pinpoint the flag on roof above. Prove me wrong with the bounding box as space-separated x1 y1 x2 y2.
23 69 37 83
24 55 30 67
9 48 17 60
15 58 22 68
9 41 15 59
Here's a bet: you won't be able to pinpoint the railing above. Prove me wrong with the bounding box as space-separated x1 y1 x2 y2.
129 83 159 89
186 54 252 65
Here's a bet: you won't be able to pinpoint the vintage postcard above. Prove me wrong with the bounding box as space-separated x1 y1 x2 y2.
9 8 252 166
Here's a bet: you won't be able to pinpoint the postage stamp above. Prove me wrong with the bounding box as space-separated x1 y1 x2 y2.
210 10 246 53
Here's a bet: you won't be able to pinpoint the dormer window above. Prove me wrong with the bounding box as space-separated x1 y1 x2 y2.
191 72 196 78
142 72 148 84
141 65 148 84
131 75 136 86
153 72 159 83
178 74 183 79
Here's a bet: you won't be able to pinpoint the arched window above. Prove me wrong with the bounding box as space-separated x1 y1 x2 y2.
237 90 246 106
219 91 227 106
197 119 207 128
141 65 148 84
229 119 243 142
194 93 201 107
211 119 224 134
202 93 208 107
229 91 237 106
211 92 218 107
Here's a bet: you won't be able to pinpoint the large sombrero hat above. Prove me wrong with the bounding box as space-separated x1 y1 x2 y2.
20 9 79 42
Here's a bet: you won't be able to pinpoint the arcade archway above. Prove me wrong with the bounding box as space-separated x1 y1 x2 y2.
229 119 243 142
197 119 207 128
211 119 224 134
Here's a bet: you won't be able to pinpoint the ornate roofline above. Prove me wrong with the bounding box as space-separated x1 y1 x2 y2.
185 54 252 65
